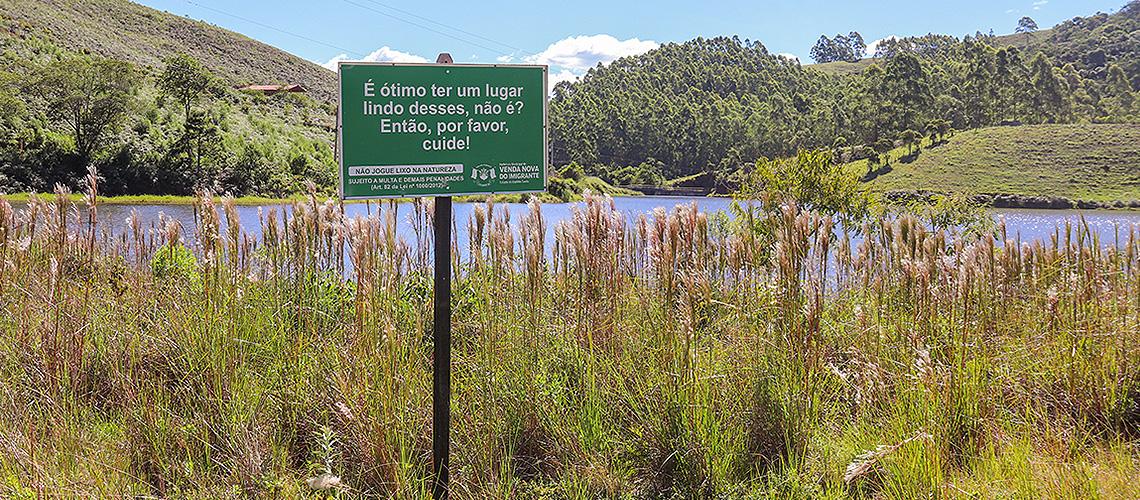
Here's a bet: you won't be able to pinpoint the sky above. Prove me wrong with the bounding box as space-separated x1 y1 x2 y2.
135 0 1123 86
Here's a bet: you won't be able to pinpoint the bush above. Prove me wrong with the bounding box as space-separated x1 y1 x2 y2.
558 162 585 181
740 150 877 224
546 177 582 201
151 243 197 283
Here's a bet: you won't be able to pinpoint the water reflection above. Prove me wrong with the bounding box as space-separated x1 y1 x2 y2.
9 197 1140 257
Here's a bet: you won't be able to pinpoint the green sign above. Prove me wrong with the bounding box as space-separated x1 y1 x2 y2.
338 62 548 199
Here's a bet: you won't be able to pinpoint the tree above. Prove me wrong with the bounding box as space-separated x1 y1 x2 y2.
846 32 867 61
633 158 666 185
873 138 894 165
924 120 939 144
1103 64 1136 120
163 110 225 193
880 53 931 132
742 150 875 222
30 57 138 165
898 129 922 155
960 43 998 127
0 71 23 143
159 54 217 121
811 35 839 63
1016 17 1038 46
865 149 880 176
993 47 1031 120
545 31 1116 185
872 33 959 60
810 32 866 63
1029 53 1068 123
925 119 951 144
874 37 901 59
0 71 28 189
224 142 274 196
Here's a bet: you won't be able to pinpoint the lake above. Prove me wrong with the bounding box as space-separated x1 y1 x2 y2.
12 196 1140 254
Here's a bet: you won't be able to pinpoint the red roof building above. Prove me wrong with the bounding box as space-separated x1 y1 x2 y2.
237 84 307 95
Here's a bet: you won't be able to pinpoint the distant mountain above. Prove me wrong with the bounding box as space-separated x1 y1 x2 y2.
0 0 337 101
813 1 1140 84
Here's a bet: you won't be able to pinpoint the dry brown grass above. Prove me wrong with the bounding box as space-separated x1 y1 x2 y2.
0 183 1137 497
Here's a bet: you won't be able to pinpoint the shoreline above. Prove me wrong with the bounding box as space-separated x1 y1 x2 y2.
884 190 1140 211
0 192 567 206
4 190 1140 211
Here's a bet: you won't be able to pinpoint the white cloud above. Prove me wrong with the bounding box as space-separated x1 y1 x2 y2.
321 35 658 93
523 34 658 72
777 53 800 63
865 35 899 57
320 46 427 71
548 69 581 88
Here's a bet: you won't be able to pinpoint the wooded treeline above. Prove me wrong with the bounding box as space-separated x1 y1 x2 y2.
550 2 1140 185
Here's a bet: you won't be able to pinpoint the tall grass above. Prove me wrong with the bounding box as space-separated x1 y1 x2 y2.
0 183 1138 498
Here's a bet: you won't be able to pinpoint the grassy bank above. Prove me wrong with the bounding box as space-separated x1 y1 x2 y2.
0 191 1138 498
847 124 1140 203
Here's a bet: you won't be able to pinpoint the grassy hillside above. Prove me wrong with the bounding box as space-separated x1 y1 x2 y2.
0 2 341 197
0 0 337 101
993 28 1054 50
808 58 876 75
848 124 1140 203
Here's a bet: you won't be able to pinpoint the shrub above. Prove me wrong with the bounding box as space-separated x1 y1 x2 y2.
151 243 197 282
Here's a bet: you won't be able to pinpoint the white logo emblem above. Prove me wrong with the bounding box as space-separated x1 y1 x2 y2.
471 163 497 188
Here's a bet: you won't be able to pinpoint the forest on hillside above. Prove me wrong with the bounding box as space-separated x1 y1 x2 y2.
551 2 1140 188
0 16 336 197
1 1 1140 198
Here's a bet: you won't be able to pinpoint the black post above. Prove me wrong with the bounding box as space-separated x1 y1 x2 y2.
431 194 452 499
430 51 455 500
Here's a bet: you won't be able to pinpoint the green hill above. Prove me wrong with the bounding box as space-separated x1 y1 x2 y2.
0 0 341 197
811 0 1137 80
847 124 1140 204
0 0 336 101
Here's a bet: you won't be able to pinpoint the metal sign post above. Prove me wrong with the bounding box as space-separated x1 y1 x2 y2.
337 51 547 499
430 52 453 500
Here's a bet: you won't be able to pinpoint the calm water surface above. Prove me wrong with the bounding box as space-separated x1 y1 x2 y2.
13 197 1140 252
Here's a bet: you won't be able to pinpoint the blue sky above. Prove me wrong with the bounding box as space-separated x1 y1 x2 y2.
136 0 1122 85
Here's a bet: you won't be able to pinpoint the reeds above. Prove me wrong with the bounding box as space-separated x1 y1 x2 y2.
0 190 1138 498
